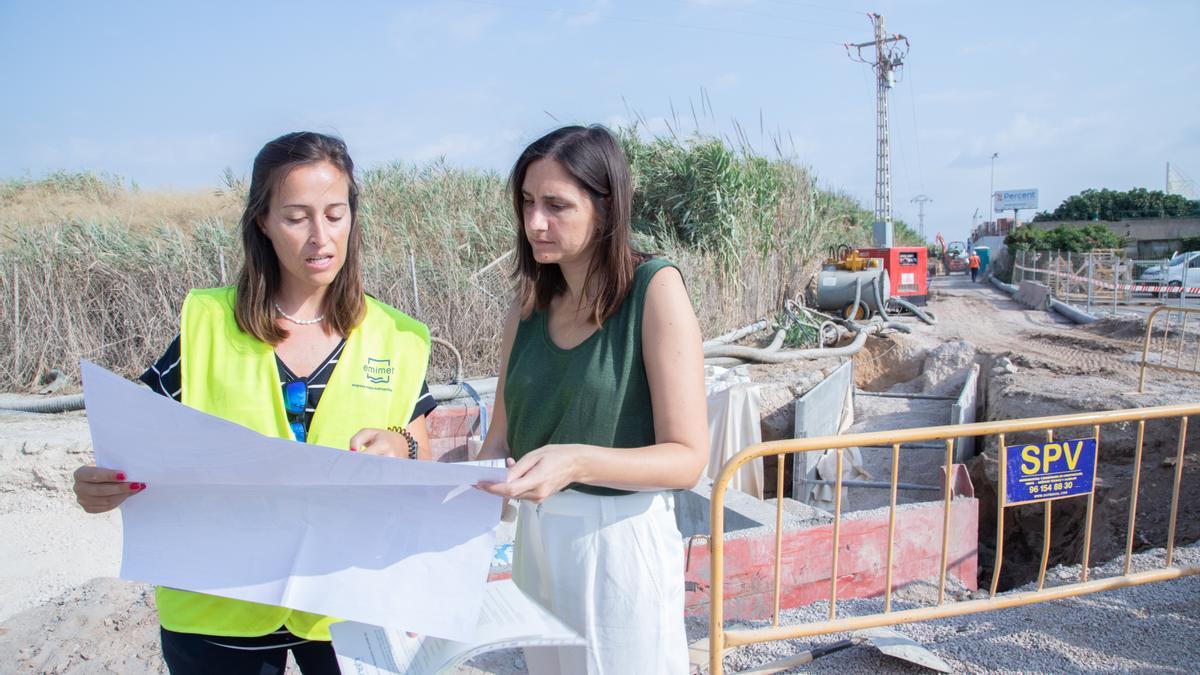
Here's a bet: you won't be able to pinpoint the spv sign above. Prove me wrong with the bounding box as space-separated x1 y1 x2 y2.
1005 438 1096 504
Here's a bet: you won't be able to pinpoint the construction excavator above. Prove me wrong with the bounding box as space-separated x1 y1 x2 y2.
934 234 968 274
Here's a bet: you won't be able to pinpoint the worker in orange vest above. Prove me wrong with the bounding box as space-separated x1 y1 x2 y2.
968 251 981 282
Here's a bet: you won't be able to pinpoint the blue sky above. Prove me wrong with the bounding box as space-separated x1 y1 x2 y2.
2 0 1198 242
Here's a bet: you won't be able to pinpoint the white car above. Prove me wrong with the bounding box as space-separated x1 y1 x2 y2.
1138 251 1200 297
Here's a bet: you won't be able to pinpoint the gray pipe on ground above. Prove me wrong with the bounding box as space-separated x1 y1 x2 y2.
0 394 85 413
1050 298 1098 325
989 275 1018 295
987 273 1097 324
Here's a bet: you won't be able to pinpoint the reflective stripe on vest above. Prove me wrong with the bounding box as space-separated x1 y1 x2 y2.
157 286 430 640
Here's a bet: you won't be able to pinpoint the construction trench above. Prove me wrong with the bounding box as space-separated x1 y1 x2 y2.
2 274 1199 672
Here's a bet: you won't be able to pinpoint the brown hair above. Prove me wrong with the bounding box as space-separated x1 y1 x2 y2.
234 131 365 344
508 125 644 324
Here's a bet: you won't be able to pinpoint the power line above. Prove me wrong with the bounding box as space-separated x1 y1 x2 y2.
905 58 926 194
668 0 861 30
452 0 846 45
757 0 865 15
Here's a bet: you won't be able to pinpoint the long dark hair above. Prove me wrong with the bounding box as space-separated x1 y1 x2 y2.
234 131 365 344
509 125 643 324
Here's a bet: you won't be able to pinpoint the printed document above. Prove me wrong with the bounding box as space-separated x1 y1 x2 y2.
80 360 505 642
330 579 585 675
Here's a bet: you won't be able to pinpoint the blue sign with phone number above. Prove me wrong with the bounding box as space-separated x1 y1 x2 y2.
1005 438 1096 504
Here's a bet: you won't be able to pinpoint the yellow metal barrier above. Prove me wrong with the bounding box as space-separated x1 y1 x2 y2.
1139 305 1200 392
708 403 1200 674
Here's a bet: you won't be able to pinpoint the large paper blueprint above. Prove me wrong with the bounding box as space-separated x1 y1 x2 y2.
80 360 505 641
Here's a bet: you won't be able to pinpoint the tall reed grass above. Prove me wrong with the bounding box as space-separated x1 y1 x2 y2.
0 131 915 390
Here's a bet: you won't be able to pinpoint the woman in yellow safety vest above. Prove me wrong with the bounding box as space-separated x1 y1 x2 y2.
71 131 432 674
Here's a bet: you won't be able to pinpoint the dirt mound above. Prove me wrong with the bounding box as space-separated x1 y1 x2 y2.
852 334 926 391
1084 316 1151 341
0 578 162 674
903 339 976 395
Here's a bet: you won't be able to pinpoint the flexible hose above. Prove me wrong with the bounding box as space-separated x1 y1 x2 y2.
0 394 85 413
849 276 865 320
428 336 473 401
703 319 770 348
891 297 938 325
703 326 869 363
871 274 892 322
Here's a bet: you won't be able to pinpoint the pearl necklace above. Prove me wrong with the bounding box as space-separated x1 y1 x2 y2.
274 302 325 325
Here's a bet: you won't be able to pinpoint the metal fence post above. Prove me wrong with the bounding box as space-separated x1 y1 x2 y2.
1067 251 1073 306
1181 258 1190 308
1113 258 1119 314
1053 251 1060 298
1087 252 1094 315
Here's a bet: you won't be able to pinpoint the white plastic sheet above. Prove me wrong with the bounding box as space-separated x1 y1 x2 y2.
81 360 505 641
704 365 764 499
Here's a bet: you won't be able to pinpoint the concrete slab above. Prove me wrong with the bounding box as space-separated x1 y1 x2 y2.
792 360 854 503
1015 281 1052 310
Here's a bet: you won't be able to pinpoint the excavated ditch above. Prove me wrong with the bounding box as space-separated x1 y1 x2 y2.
848 326 1200 591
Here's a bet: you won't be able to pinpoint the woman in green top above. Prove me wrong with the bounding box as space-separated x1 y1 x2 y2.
478 125 708 674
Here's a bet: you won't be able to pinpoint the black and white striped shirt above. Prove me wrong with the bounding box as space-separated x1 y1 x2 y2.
139 335 436 436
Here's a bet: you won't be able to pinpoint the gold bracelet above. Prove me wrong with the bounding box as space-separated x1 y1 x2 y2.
387 425 419 459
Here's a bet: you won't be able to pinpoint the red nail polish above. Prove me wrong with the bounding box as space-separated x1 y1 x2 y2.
116 472 126 481
129 482 139 491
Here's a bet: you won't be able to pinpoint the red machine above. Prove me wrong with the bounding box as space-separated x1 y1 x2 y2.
859 246 929 305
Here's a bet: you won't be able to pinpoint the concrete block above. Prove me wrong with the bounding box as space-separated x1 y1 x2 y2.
683 497 979 620
1014 281 1052 310
427 402 491 462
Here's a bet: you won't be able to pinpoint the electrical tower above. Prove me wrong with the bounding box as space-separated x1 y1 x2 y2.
1167 162 1198 199
846 13 909 247
911 194 932 242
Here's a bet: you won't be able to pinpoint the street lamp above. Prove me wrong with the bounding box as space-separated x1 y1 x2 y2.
989 152 999 228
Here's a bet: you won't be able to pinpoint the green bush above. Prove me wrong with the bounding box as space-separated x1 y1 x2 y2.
1004 222 1124 252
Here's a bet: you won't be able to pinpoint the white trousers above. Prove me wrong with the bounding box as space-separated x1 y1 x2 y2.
513 490 688 675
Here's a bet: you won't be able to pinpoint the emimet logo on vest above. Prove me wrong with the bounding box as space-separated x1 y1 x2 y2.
363 358 394 384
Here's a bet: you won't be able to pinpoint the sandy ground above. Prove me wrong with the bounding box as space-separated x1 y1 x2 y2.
1 273 1198 673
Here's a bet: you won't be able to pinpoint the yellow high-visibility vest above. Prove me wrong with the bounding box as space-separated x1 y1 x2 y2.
157 286 429 640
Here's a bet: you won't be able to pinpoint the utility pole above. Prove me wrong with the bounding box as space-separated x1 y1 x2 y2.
911 194 932 242
989 152 999 228
847 13 909 248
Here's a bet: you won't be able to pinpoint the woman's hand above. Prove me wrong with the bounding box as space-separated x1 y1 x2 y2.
348 428 415 458
476 445 587 503
73 466 145 513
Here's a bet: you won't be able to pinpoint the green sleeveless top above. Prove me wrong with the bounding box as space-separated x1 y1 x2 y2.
504 258 676 496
